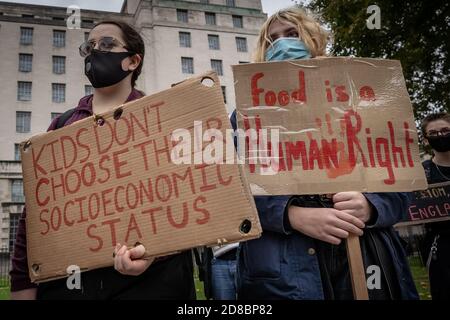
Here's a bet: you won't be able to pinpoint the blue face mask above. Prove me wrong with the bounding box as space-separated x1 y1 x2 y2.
265 37 311 61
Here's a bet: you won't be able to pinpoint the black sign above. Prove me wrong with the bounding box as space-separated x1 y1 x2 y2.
398 182 450 226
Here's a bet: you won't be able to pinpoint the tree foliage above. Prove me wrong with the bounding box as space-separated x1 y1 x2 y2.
306 0 450 121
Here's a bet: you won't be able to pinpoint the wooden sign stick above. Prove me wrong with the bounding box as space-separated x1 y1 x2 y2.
346 235 369 300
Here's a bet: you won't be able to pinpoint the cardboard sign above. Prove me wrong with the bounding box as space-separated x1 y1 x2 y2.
20 72 261 283
396 182 450 227
232 58 428 195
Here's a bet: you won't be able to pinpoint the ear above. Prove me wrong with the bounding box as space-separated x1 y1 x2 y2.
423 137 429 147
128 54 142 72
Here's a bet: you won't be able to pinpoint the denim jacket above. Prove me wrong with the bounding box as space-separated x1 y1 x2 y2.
230 111 418 300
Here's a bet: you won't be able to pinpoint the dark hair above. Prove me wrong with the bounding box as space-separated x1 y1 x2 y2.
421 112 450 136
92 20 145 88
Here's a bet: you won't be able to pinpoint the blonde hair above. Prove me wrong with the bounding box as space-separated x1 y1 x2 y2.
253 6 329 62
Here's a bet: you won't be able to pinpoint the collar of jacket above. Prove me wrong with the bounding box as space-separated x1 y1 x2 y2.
75 89 144 115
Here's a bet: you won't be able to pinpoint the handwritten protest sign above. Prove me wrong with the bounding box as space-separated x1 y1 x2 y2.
396 182 450 227
232 58 428 195
21 72 261 282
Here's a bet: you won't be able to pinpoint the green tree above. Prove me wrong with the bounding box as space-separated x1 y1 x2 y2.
306 0 450 121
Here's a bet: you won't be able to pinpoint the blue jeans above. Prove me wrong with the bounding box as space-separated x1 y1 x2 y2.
211 258 237 300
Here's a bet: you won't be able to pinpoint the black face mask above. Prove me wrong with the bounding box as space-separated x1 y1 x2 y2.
427 135 450 152
85 49 134 88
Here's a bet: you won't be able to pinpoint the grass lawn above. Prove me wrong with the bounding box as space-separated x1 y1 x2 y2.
0 275 10 300
408 255 431 300
194 268 206 300
0 287 10 300
0 270 207 301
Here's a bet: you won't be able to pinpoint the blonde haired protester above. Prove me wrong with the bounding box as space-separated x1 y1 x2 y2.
253 6 328 62
84 7 419 301
229 6 419 300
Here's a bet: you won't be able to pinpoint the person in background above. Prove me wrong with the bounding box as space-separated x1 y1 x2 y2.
10 20 195 300
420 112 450 300
211 243 239 300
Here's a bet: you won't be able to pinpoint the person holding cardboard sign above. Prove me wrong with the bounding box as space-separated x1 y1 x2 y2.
232 6 418 300
10 20 195 300
420 112 450 300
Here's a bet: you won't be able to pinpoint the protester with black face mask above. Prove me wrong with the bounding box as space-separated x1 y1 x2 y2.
421 112 450 300
10 20 196 300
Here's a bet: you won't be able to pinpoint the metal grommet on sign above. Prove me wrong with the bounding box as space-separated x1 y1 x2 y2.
94 114 105 126
239 219 252 234
31 263 40 276
113 107 123 120
23 140 32 152
200 76 215 88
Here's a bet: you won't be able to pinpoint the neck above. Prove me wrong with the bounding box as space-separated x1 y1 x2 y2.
433 151 450 166
92 81 133 114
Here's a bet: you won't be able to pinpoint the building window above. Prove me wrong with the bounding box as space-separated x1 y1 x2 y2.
211 59 223 76
181 57 194 74
11 180 24 202
221 86 227 103
208 34 220 50
14 144 21 161
236 37 248 52
20 27 33 45
226 0 236 6
205 12 216 25
179 32 191 48
51 112 62 121
177 9 188 23
18 53 33 72
85 85 94 96
9 213 20 253
232 15 243 28
16 111 31 133
53 30 66 47
200 0 209 3
52 56 66 74
52 83 66 103
17 82 32 101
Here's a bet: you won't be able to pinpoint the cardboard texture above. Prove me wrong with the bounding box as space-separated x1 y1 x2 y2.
21 72 261 283
232 57 428 195
396 182 450 227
